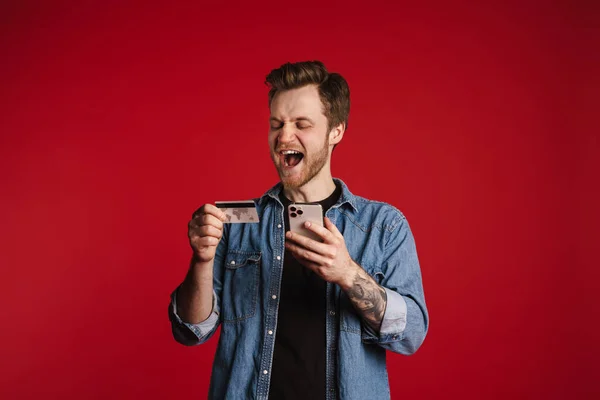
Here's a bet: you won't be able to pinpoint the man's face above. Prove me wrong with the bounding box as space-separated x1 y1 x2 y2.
268 85 331 189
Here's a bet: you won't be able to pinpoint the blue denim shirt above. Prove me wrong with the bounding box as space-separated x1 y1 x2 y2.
169 178 429 399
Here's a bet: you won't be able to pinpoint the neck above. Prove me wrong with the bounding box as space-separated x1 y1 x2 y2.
282 170 336 203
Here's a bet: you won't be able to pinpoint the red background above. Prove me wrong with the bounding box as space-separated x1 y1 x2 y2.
1 1 598 399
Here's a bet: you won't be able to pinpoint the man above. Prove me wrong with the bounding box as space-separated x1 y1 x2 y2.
169 61 429 399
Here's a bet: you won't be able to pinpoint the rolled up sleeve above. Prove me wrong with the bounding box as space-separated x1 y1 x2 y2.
169 287 220 346
379 287 407 335
361 213 429 355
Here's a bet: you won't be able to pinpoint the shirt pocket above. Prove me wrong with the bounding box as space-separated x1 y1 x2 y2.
339 265 385 335
221 250 262 323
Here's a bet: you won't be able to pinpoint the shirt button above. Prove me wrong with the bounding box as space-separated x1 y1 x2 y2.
263 370 268 375
230 260 235 265
330 311 335 316
268 330 273 335
276 256 281 260
272 295 277 300
277 224 282 228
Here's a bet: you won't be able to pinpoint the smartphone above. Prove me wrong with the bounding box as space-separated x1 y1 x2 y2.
288 203 324 242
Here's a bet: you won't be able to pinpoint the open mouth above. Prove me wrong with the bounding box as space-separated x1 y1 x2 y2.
280 150 304 168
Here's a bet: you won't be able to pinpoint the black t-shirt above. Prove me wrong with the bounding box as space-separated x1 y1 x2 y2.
268 182 342 400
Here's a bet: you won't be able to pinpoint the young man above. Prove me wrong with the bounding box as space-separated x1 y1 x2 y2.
169 61 429 400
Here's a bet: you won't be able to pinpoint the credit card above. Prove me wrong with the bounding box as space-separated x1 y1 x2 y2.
215 200 260 223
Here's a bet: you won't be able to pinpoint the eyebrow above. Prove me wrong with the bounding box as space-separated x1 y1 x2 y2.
269 117 315 124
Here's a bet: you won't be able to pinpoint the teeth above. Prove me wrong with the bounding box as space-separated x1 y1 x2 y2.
281 150 301 155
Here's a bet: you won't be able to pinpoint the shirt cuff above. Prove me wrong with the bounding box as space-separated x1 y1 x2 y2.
170 287 220 341
380 287 407 335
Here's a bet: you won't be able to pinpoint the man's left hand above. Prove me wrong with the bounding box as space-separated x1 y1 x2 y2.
284 217 359 289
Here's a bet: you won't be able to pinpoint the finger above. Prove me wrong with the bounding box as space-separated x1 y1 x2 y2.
192 204 227 221
301 220 336 244
190 214 224 231
285 241 333 267
286 231 332 256
189 224 223 239
191 235 220 247
285 242 320 272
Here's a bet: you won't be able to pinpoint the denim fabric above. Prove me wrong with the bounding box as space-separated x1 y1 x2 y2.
169 178 429 399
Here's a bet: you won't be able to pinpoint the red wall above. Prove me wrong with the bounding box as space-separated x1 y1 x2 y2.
1 1 597 399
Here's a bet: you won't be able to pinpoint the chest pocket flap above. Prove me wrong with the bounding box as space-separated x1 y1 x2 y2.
225 251 262 269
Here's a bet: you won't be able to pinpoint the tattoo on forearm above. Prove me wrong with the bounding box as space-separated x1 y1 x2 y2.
346 269 387 331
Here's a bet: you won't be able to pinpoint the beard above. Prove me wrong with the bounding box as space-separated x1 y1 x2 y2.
271 134 330 189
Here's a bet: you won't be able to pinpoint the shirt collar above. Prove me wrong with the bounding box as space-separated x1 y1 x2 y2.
258 178 358 212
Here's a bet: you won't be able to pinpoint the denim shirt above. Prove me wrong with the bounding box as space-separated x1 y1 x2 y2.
169 178 429 400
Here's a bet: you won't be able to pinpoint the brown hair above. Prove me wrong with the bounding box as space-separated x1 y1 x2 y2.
265 61 350 132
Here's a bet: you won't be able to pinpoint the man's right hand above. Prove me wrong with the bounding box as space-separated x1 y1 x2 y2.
188 204 227 263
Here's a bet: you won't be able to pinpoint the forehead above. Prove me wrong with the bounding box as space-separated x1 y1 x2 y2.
270 85 325 119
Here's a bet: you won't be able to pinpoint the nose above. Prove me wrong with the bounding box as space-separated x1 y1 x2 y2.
278 122 296 144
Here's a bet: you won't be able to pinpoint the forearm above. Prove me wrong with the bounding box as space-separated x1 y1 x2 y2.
176 256 215 324
340 262 387 332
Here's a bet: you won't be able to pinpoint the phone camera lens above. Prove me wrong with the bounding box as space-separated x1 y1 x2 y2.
290 212 297 218
290 206 297 212
297 210 303 215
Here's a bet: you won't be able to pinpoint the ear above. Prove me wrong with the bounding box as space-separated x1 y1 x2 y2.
329 122 345 146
